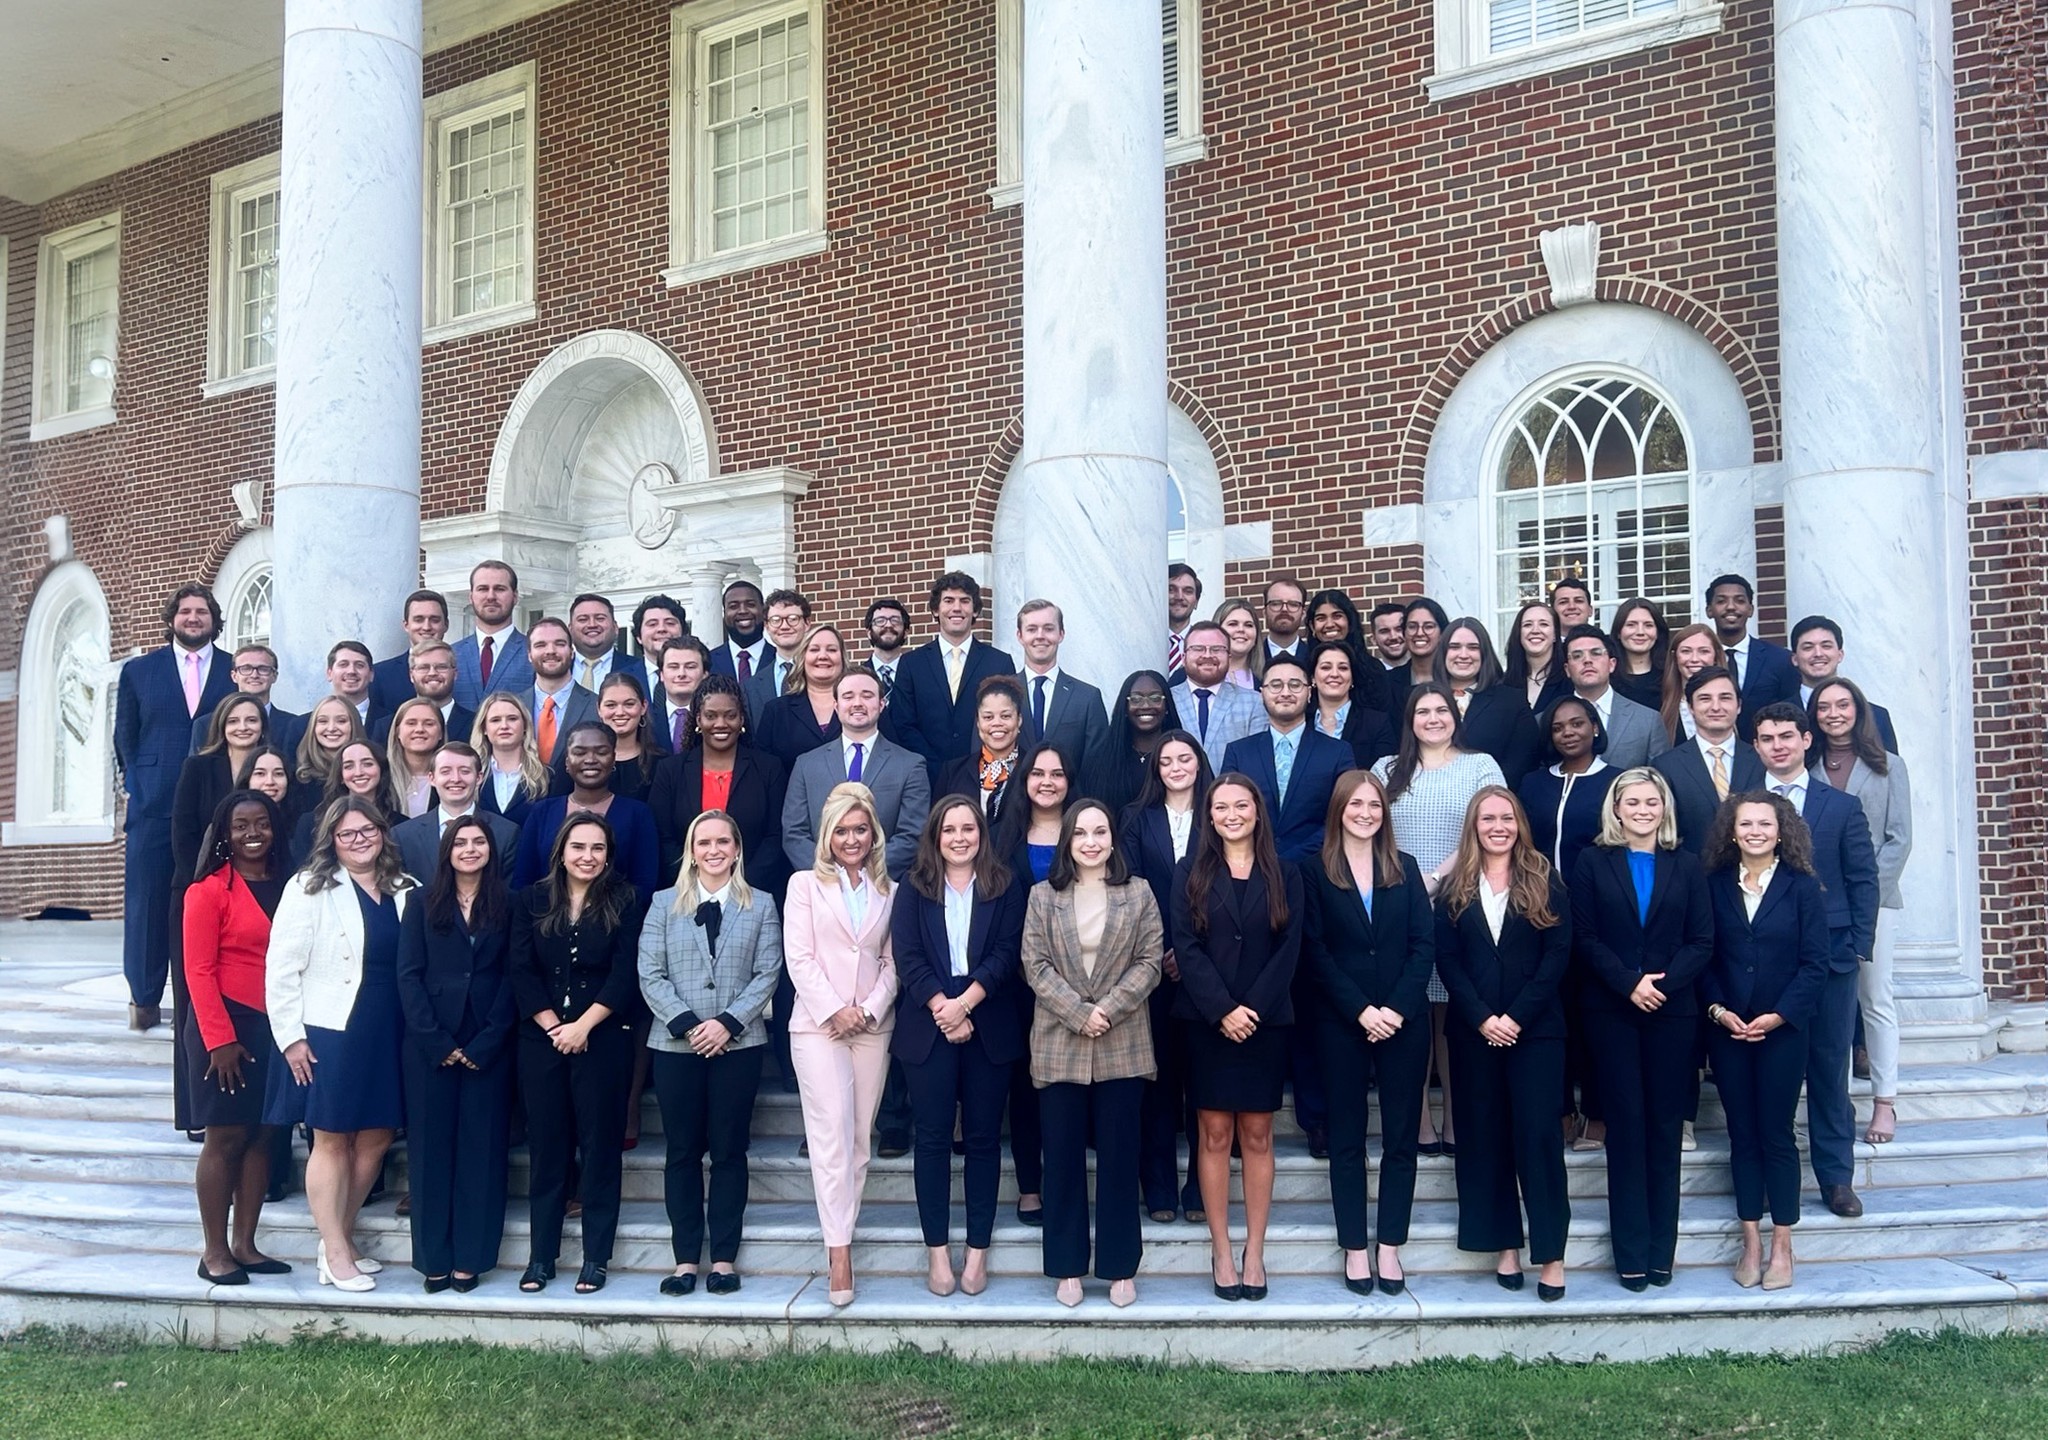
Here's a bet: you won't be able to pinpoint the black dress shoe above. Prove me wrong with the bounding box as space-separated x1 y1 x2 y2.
1240 1280 1267 1302
237 1257 293 1275
877 1133 911 1159
1213 1280 1242 1301
1647 1269 1673 1288
660 1272 697 1296
186 1130 205 1144
1307 1129 1329 1161
1496 1270 1524 1291
1538 1282 1566 1303
1825 1184 1864 1218
519 1261 554 1293
197 1260 249 1286
705 1271 742 1295
1440 1141 1457 1158
264 1181 290 1204
1015 1202 1043 1227
1417 1140 1443 1157
1618 1274 1649 1293
1377 1275 1406 1297
423 1274 453 1294
1344 1275 1375 1297
451 1275 480 1293
575 1261 608 1293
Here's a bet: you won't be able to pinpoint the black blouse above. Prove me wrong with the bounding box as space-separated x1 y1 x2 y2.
508 886 644 1026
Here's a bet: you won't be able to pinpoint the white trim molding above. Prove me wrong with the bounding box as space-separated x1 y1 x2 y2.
422 62 539 343
665 0 830 288
203 152 282 397
1428 0 1724 103
28 212 121 442
1970 449 2048 504
9 559 116 839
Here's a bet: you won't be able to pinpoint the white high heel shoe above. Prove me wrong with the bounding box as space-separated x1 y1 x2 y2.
316 1240 375 1293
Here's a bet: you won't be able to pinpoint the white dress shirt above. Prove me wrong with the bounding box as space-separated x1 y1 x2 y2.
1479 876 1512 943
942 880 974 978
1739 860 1778 919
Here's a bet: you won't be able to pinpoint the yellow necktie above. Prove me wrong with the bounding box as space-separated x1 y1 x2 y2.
1710 745 1729 800
945 645 964 702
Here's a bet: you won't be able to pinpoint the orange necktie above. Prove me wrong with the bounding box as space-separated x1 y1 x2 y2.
538 693 558 762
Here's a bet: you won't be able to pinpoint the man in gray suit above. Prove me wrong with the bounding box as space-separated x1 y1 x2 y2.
1562 624 1671 769
1015 599 1110 774
782 666 930 881
391 742 519 880
1170 620 1264 768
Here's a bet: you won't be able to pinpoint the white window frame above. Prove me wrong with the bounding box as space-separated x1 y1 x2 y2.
5 560 116 845
214 526 276 653
1428 0 1723 102
203 154 282 397
991 0 1205 209
29 213 121 442
422 62 539 343
666 0 830 288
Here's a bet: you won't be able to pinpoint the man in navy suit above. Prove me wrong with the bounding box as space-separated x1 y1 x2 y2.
744 589 813 721
391 743 519 879
451 561 532 709
705 580 769 685
187 643 305 758
649 635 711 754
370 640 475 749
1706 574 1797 739
1260 576 1312 666
115 585 237 1026
888 571 1015 784
626 594 688 701
368 589 449 714
1753 701 1879 1218
1790 616 1899 752
862 597 911 702
1014 599 1109 776
1220 653 1353 1155
1650 666 1762 851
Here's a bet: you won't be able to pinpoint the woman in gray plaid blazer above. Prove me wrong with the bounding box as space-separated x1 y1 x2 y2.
638 810 784 1297
1023 800 1164 1309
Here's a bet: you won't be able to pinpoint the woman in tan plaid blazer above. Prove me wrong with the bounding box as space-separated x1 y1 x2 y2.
1022 800 1164 1309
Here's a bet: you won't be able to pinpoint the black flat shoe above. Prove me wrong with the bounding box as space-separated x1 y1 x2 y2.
1377 1275 1406 1297
1496 1270 1524 1291
877 1133 911 1160
1344 1275 1375 1297
1538 1282 1566 1303
1647 1270 1673 1288
1213 1281 1243 1301
519 1261 554 1293
661 1271 697 1296
423 1274 452 1294
1618 1274 1649 1293
186 1130 206 1144
264 1182 290 1204
1417 1140 1443 1157
197 1260 249 1286
451 1275 480 1293
1441 1141 1457 1157
1307 1129 1329 1161
236 1257 293 1275
705 1271 741 1295
1015 1203 1043 1227
576 1262 608 1294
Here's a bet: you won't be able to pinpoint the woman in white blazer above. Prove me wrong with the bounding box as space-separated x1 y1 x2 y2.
781 781 899 1307
266 796 415 1291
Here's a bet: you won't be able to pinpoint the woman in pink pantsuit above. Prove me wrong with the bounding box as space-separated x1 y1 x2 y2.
782 781 899 1307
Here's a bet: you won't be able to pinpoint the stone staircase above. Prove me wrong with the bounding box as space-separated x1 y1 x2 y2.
3 921 2045 1369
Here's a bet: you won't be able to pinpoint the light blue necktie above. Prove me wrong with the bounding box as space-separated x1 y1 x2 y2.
1273 731 1297 808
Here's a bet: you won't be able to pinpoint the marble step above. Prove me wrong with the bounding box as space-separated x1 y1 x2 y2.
5 1173 2044 1278
6 1247 2043 1370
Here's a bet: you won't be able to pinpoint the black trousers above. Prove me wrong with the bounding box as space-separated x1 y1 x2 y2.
879 1056 913 1141
1006 995 1043 1193
1583 1006 1693 1275
1711 1022 1809 1225
1039 1077 1144 1281
649 1044 763 1265
518 1018 631 1267
1318 1017 1431 1249
1805 953 1860 1189
903 1037 1012 1248
402 1044 512 1277
1558 971 1603 1123
1448 1029 1569 1264
1139 989 1199 1214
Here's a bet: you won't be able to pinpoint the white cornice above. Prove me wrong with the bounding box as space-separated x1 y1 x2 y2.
1 0 580 206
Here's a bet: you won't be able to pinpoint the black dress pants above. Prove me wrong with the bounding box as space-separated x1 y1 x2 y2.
1288 970 1327 1136
1583 1005 1693 1275
903 1037 1011 1248
1006 994 1044 1194
1804 953 1860 1189
1318 1017 1431 1249
1139 983 1199 1213
649 1044 764 1265
1039 1077 1144 1281
1711 1022 1809 1226
402 1044 512 1277
1448 1028 1569 1264
519 1018 631 1267
1558 970 1603 1123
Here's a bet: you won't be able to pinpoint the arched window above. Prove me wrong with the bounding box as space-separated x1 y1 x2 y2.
10 561 114 838
212 525 275 654
1490 371 1692 638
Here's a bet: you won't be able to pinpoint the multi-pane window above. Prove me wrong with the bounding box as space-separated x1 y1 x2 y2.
706 11 812 254
207 158 281 391
227 567 274 653
32 215 120 435
1430 0 1722 100
233 189 280 372
10 562 114 836
50 597 108 821
1486 0 1677 52
1493 375 1692 637
424 64 536 336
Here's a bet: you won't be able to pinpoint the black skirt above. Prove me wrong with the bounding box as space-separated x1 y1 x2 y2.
1182 1019 1291 1113
180 998 277 1129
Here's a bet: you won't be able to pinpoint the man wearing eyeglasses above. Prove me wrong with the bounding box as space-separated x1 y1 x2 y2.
189 643 306 757
1170 620 1264 769
1260 577 1311 665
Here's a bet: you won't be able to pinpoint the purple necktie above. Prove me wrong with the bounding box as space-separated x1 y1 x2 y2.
736 648 753 685
848 741 864 783
671 707 688 750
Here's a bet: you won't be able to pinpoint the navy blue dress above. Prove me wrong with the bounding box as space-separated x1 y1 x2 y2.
302 884 407 1132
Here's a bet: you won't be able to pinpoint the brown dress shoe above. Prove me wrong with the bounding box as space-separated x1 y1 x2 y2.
128 1003 162 1032
1824 1184 1863 1218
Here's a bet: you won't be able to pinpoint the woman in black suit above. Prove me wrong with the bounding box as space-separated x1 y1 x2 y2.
1567 768 1713 1291
1088 671 1182 820
751 624 845 772
1306 588 1392 715
938 676 1028 828
395 814 517 1292
892 796 1028 1297
1172 775 1303 1303
1307 641 1397 771
1609 598 1670 712
1119 731 1211 1222
1304 769 1433 1296
1702 791 1832 1291
1503 601 1572 715
509 812 646 1295
473 692 549 828
571 670 660 802
1439 618 1543 788
1435 785 1572 1300
648 677 790 896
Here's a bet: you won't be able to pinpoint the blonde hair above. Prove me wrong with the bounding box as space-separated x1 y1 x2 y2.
812 781 891 893
786 623 847 695
1595 766 1682 851
470 693 550 800
670 810 756 913
384 696 446 780
296 695 364 785
1441 785 1560 928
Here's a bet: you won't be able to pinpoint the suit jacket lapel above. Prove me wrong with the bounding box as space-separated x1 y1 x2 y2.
1641 848 1675 931
966 886 991 960
1754 864 1793 927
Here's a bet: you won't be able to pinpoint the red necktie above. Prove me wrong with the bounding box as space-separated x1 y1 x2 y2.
479 634 495 689
736 648 753 685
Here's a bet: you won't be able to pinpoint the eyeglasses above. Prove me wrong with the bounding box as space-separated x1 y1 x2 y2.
1265 599 1305 612
1185 645 1229 657
1262 679 1310 693
232 664 276 678
332 827 381 845
1126 693 1168 707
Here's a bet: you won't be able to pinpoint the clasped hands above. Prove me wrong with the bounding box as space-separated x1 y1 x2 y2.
1479 1014 1521 1048
1716 1009 1785 1041
1220 1005 1259 1043
686 1018 734 1058
439 1047 482 1070
1355 1005 1403 1043
824 1005 872 1041
929 994 975 1045
535 1010 594 1054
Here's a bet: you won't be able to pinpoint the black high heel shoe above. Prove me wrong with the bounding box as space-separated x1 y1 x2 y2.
1647 1269 1673 1288
451 1275 480 1293
1538 1281 1566 1303
1495 1269 1525 1292
519 1261 554 1293
1237 1249 1266 1302
576 1262 608 1294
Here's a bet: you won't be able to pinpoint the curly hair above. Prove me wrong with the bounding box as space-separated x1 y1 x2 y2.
684 673 749 748
300 795 411 895
1701 790 1817 876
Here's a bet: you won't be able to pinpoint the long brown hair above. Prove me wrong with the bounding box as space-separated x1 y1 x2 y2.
539 811 635 936
1440 785 1559 928
1319 768 1403 891
908 794 1014 901
1659 623 1725 742
1383 681 1469 801
1806 677 1890 775
1702 790 1818 876
300 795 411 896
197 693 268 757
1183 775 1292 934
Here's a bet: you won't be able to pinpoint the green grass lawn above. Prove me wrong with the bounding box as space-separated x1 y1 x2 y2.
4 1326 2045 1439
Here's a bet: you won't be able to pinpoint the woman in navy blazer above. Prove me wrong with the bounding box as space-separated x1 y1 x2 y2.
395 815 517 1292
891 796 1028 1297
1435 785 1573 1300
1702 791 1832 1292
1567 768 1713 1291
1304 769 1434 1296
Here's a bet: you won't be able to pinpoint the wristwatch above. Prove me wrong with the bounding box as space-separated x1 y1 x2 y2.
1707 1004 1727 1023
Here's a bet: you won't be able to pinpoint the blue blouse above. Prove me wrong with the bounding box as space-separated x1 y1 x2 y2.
1627 848 1656 926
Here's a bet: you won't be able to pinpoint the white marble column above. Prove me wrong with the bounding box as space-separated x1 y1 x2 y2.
1016 0 1169 699
1776 0 1984 1042
689 563 729 650
271 0 424 708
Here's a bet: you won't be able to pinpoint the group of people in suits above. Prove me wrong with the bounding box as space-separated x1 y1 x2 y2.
127 554 1903 1302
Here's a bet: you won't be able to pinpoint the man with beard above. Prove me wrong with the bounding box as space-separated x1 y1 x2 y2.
863 596 910 700
1166 563 1202 680
568 593 623 692
525 617 596 769
453 560 532 707
707 580 769 688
